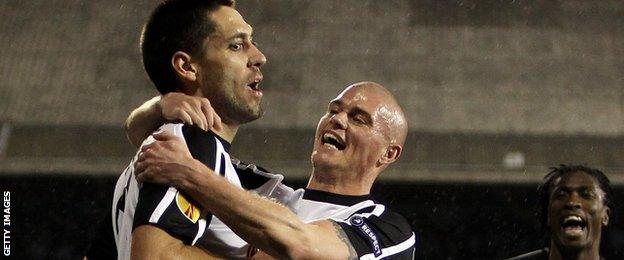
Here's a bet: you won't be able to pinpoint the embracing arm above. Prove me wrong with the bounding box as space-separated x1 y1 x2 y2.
124 96 165 147
177 164 354 259
136 133 357 259
124 93 222 147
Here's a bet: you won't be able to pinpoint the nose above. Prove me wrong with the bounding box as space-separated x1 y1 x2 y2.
248 44 267 68
329 112 348 129
564 193 582 210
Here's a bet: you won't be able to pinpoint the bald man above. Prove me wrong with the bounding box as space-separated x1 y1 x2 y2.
134 82 416 259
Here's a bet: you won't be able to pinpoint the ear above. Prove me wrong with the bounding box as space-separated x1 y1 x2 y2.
379 144 402 165
171 51 198 83
602 206 610 227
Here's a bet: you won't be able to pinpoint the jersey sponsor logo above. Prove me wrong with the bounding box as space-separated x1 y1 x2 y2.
350 215 381 257
176 192 200 223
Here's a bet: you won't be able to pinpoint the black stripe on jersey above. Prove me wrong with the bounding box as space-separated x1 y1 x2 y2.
115 192 125 234
133 183 168 228
114 168 134 234
232 159 273 190
337 210 415 259
218 155 226 176
182 125 227 207
303 188 373 206
182 125 231 166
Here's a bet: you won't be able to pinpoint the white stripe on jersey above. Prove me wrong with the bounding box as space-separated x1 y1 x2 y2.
214 139 223 172
361 204 385 218
360 232 416 260
149 187 177 223
298 199 377 223
192 218 207 245
215 139 241 188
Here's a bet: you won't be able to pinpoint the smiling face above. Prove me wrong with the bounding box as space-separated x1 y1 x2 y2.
310 82 406 180
547 171 610 252
194 6 267 125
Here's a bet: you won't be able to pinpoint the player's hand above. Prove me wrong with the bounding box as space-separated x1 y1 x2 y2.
135 131 205 186
158 92 223 132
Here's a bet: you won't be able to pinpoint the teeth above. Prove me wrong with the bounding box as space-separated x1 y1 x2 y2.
323 133 339 143
561 215 586 229
322 133 344 149
563 216 583 223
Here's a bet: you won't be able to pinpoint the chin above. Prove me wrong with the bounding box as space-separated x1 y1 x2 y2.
311 152 337 169
555 237 590 252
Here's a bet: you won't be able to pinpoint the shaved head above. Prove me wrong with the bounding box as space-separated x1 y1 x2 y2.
309 81 409 194
342 81 408 147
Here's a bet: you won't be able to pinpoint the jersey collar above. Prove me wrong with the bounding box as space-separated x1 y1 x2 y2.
303 188 373 206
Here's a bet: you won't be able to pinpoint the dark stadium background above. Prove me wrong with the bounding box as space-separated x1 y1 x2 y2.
2 0 624 259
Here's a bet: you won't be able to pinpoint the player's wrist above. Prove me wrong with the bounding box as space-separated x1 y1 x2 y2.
152 95 169 121
178 159 208 189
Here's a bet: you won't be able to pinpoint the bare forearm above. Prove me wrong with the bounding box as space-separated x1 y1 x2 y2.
124 96 165 147
178 162 310 259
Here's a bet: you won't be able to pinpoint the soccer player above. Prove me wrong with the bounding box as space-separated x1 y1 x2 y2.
507 165 614 260
134 82 417 259
86 0 279 259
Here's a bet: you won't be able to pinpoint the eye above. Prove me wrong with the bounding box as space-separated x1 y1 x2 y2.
352 115 366 124
581 190 595 199
229 43 243 51
553 191 567 200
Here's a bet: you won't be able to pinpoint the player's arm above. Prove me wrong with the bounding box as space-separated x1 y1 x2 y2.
131 225 221 259
124 93 222 147
135 132 357 259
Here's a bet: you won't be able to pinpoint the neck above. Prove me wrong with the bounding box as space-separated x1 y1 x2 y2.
213 123 239 143
549 241 600 260
306 169 375 196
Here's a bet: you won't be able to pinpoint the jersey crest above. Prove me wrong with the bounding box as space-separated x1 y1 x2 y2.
175 192 200 223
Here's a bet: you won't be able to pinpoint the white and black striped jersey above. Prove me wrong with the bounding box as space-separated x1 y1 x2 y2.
293 189 416 260
111 123 292 259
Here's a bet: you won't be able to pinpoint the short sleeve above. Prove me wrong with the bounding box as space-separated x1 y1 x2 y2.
132 124 221 245
132 184 206 244
337 211 416 259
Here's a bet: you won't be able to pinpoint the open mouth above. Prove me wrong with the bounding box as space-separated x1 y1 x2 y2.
560 215 587 235
247 81 260 91
322 132 346 150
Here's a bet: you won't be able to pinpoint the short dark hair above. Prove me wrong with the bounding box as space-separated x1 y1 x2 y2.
141 0 235 94
537 164 615 230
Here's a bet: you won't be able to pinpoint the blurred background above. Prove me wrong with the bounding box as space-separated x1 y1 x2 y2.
1 0 624 259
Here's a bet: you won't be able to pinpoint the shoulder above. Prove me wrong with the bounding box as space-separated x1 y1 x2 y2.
149 123 220 146
338 200 413 237
231 159 303 209
354 204 414 242
232 159 284 189
374 205 412 231
138 123 185 148
337 202 416 259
